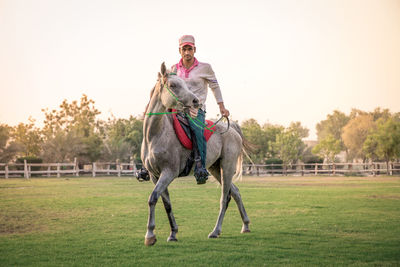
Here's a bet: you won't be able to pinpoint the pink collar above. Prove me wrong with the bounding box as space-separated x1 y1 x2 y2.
177 57 199 78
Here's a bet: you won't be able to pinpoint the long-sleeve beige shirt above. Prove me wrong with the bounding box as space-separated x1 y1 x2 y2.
172 58 223 110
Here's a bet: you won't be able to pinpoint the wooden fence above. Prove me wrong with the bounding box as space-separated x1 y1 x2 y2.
243 162 400 176
1 161 400 179
0 159 138 179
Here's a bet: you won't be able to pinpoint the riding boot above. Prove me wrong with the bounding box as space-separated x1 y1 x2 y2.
191 124 209 184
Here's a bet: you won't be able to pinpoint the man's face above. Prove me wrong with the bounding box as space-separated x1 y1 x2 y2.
179 45 196 61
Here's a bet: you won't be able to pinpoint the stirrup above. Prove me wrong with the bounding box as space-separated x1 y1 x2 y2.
135 168 150 182
194 167 209 185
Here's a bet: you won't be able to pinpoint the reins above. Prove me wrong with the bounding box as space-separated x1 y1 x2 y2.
146 109 229 134
186 114 230 134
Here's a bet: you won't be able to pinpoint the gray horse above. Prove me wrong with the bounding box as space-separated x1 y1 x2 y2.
142 62 251 246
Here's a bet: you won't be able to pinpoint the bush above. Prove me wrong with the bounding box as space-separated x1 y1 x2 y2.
265 158 283 169
303 155 324 170
16 157 43 172
16 156 43 164
303 155 323 164
344 172 364 177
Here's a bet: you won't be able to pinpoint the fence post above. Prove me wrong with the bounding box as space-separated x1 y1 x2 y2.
372 163 376 177
24 160 29 179
57 163 61 178
390 162 393 176
332 163 336 176
130 157 137 174
314 163 318 175
107 163 110 175
47 165 51 177
74 158 79 177
117 159 121 177
301 163 304 176
5 164 9 179
92 162 96 177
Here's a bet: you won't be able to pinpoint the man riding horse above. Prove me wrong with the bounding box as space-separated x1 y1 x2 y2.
137 35 230 184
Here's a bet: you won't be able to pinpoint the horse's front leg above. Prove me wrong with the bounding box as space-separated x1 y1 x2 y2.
145 170 174 246
161 189 178 242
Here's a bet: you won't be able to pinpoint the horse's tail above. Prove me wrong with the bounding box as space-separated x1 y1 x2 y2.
231 122 256 182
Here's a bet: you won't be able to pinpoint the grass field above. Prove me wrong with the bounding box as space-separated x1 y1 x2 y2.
1 176 400 266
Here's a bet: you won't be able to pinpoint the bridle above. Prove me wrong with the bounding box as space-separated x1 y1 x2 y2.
146 74 230 134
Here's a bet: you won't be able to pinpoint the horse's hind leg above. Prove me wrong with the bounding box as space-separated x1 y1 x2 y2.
209 162 250 234
161 189 178 242
208 161 232 210
208 160 235 238
230 183 251 233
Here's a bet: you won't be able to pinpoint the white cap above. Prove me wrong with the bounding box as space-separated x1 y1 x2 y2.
179 35 195 47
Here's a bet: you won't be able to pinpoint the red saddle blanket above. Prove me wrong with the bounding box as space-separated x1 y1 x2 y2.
172 112 216 150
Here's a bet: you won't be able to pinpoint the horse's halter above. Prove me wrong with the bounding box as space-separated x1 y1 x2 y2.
147 73 230 134
161 73 193 111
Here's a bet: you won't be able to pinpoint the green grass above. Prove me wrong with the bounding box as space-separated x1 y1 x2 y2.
1 176 400 266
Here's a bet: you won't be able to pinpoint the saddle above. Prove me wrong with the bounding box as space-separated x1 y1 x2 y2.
171 110 216 150
171 110 216 178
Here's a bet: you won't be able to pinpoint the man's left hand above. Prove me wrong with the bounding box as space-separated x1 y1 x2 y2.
218 102 230 118
189 107 198 118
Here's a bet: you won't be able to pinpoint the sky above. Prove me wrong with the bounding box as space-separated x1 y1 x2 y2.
1 0 399 140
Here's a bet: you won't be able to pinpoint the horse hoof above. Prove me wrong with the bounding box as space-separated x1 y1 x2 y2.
241 225 251 233
208 232 220 238
167 237 178 242
145 236 157 246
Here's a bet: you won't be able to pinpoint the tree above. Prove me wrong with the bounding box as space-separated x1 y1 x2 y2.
12 118 42 158
42 94 101 135
349 108 368 119
41 94 103 163
241 120 308 164
316 110 349 155
262 123 284 159
40 129 82 162
0 124 21 162
273 122 308 165
122 116 143 161
241 119 268 163
101 116 143 162
312 134 342 163
316 110 349 141
369 107 392 122
363 117 400 172
288 121 309 139
302 146 324 165
342 114 375 161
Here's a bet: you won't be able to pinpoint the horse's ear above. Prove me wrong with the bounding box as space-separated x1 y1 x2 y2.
160 62 167 77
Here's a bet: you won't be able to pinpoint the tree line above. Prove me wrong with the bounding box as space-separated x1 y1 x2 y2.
1 95 399 167
1 95 143 166
240 108 400 169
313 108 400 169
